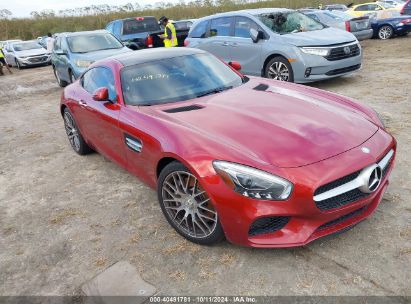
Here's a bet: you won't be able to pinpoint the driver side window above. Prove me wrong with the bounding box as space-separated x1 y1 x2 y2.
234 17 260 38
82 67 118 102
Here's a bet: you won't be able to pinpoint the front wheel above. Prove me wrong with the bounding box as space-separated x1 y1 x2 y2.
63 108 92 155
54 67 68 87
264 56 294 82
157 162 225 245
15 59 22 70
69 70 75 83
378 25 394 40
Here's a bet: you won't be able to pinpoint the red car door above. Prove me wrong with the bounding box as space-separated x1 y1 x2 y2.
75 67 127 168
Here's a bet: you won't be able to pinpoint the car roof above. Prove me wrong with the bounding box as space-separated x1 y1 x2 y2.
197 8 293 19
110 47 208 67
59 30 111 37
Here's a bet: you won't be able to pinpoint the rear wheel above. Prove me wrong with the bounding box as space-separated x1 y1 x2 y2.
378 25 394 40
63 108 92 155
264 56 294 82
54 66 68 87
157 162 225 245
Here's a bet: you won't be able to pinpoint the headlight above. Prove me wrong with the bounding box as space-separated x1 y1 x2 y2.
75 60 93 68
300 47 330 56
213 161 293 201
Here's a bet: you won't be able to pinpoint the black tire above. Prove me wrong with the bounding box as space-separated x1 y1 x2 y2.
378 25 394 40
264 56 294 82
54 66 68 87
15 59 22 70
63 108 93 155
157 161 225 245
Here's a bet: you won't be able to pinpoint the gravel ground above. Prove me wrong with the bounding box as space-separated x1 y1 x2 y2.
0 36 410 296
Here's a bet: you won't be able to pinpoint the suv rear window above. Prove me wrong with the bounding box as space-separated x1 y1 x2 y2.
122 18 160 35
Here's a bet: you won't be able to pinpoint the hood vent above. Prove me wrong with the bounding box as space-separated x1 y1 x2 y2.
253 84 269 91
163 105 204 113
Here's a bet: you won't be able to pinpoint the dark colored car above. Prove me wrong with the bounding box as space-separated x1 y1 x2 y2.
401 0 411 14
369 12 411 39
106 16 189 49
60 48 395 248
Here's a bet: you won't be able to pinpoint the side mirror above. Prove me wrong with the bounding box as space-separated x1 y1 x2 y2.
93 87 109 101
54 50 67 56
250 28 264 43
228 61 242 71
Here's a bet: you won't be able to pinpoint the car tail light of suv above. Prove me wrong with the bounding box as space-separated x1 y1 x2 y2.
184 39 189 47
345 21 351 32
146 35 153 48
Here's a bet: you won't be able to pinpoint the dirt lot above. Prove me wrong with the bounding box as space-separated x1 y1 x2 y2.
0 36 410 297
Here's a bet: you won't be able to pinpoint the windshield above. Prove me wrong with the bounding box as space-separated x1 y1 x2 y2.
329 11 353 21
122 18 160 35
13 42 43 51
256 12 325 34
121 53 243 106
67 34 123 53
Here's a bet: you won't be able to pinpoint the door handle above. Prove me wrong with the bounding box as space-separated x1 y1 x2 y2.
79 100 88 107
231 42 239 47
222 41 229 46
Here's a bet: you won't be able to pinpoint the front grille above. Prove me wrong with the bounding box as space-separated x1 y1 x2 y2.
28 56 48 63
314 170 361 196
325 43 360 61
325 64 361 76
381 155 393 179
317 206 367 231
316 189 370 211
249 216 290 236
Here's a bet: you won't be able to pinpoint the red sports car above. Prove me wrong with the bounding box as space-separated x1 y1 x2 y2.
60 48 396 248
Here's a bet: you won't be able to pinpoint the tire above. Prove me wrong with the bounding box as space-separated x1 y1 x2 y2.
157 162 225 245
378 25 394 40
69 70 75 83
264 56 294 82
15 59 22 70
63 108 93 155
54 66 68 87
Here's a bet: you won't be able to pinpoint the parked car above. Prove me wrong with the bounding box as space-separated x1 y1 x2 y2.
60 47 396 247
51 30 131 87
401 0 411 14
369 11 411 38
378 0 406 8
301 9 373 40
323 4 348 11
3 40 50 69
185 9 363 83
106 16 189 49
347 2 399 17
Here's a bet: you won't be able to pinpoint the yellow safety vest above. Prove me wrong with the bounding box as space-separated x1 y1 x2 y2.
164 22 178 48
0 48 4 58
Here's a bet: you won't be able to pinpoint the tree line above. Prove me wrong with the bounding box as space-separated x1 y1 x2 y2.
0 0 358 40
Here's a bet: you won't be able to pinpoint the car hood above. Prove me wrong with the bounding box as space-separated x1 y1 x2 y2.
152 80 378 168
15 48 47 57
72 47 131 61
283 27 357 46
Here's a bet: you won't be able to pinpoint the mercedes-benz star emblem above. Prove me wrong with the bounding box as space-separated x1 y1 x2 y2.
361 147 371 154
358 164 382 194
343 46 351 55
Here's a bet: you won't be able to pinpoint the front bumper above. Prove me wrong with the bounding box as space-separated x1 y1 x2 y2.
201 128 395 247
18 55 51 67
292 44 363 83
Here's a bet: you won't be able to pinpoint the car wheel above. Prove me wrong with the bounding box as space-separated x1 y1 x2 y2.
63 108 93 155
69 70 75 83
378 25 394 40
158 162 225 245
54 67 68 87
15 59 22 70
264 56 294 82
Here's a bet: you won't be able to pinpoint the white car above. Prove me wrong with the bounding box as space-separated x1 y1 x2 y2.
4 40 50 69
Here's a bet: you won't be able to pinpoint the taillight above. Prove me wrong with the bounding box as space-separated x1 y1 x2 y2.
136 17 144 21
345 21 351 32
146 35 153 48
184 39 189 47
401 18 411 23
400 4 405 14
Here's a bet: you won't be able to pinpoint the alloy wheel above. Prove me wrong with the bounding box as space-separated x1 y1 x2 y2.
161 171 218 239
63 112 80 152
379 26 393 40
267 61 290 81
69 71 75 83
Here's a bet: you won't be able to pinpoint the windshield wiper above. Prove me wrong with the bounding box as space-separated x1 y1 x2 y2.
196 86 233 98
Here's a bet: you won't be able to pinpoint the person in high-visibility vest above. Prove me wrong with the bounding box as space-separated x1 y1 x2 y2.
159 16 178 48
0 46 13 75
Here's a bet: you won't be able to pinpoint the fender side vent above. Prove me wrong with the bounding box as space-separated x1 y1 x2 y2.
163 105 204 113
253 84 269 91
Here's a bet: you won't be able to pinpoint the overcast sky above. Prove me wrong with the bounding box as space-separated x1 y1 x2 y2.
2 0 174 17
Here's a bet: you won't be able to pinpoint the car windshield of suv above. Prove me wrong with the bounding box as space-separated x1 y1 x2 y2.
67 34 123 53
13 42 43 51
121 53 244 106
122 18 160 35
257 11 325 34
329 11 353 21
